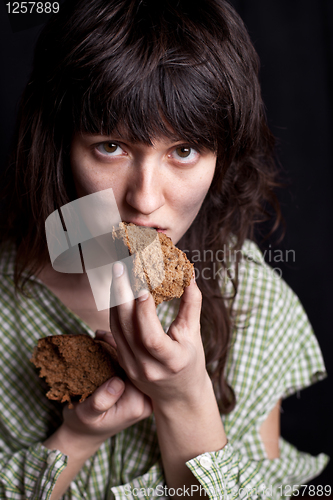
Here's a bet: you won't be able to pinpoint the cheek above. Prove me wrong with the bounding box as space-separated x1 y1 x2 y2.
71 156 115 197
71 167 93 196
177 175 214 213
70 149 91 195
70 143 109 195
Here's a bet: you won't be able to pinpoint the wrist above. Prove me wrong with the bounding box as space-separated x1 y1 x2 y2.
43 423 104 462
153 374 227 443
152 374 228 480
152 372 216 416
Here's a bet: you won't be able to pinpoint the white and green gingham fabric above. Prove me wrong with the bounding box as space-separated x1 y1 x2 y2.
0 241 328 500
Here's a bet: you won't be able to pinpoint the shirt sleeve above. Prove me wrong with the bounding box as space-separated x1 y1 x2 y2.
0 444 67 500
186 441 328 500
111 441 329 500
111 462 168 499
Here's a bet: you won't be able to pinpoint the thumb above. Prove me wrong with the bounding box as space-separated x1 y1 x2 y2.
78 377 125 419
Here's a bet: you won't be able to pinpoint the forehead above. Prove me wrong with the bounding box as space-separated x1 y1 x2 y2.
108 120 184 145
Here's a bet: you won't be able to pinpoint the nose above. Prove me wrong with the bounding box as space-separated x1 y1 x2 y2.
125 156 165 215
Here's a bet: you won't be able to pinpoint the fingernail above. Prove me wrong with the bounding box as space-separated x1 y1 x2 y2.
95 330 108 336
107 377 123 395
113 262 124 278
137 289 149 302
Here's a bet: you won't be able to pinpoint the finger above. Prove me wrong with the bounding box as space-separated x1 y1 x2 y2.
109 306 138 376
115 379 153 419
171 277 202 335
109 261 139 363
142 394 153 418
134 289 175 362
75 377 125 421
110 261 134 309
95 330 117 349
110 261 137 349
110 261 143 354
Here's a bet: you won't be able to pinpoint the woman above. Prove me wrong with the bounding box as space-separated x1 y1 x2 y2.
0 0 328 498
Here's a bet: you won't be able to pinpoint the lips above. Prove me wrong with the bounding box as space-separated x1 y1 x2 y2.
124 220 167 233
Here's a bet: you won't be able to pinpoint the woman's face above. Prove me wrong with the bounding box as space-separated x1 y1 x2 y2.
70 131 217 244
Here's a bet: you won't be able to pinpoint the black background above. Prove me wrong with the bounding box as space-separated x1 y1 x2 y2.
0 0 332 486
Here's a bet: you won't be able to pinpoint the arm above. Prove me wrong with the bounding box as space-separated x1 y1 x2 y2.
44 377 152 500
141 284 228 497
152 375 227 498
259 399 281 459
110 265 228 498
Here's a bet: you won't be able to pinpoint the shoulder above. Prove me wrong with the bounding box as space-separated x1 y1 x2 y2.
225 239 308 332
224 239 326 401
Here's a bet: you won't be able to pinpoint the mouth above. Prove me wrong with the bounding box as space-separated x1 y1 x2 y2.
123 220 167 233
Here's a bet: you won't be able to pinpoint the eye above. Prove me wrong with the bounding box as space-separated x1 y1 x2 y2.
171 146 198 162
96 142 124 156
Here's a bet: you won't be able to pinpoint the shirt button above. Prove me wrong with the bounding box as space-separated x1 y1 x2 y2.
199 455 213 469
47 451 58 465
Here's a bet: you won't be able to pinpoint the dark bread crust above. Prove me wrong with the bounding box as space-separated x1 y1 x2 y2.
112 223 194 306
30 334 119 408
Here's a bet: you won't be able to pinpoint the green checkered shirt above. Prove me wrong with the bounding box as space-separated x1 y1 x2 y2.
0 241 328 499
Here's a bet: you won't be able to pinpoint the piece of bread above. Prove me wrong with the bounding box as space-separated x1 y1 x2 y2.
30 334 119 408
112 222 194 306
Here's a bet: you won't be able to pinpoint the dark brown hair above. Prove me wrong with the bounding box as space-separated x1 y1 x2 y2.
1 0 281 413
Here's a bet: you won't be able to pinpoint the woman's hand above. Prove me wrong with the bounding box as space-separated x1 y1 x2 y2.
110 261 227 498
45 374 152 462
110 261 210 410
61 376 152 445
45 347 152 457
